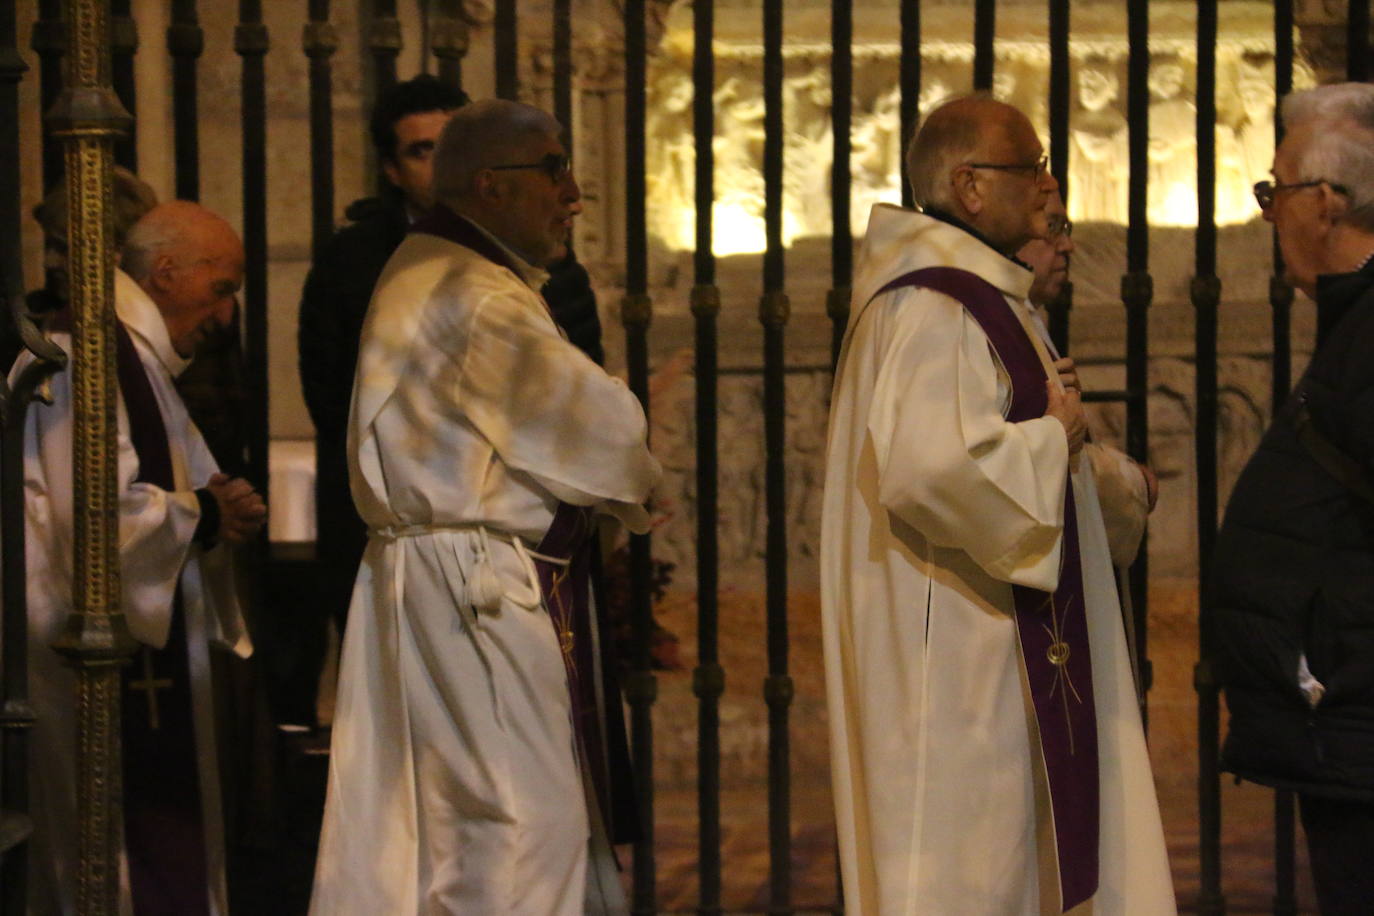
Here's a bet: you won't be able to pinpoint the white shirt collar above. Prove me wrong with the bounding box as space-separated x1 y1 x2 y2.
114 268 192 379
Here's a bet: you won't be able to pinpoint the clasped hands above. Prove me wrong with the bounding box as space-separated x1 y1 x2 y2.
206 472 268 545
1044 357 1159 510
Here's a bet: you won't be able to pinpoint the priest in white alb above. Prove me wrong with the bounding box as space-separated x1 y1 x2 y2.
19 200 266 915
820 96 1176 914
310 99 659 915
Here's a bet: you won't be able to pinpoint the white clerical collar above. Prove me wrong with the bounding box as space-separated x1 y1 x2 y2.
464 218 551 292
114 268 192 379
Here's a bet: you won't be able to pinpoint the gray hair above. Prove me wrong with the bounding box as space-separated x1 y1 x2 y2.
905 94 990 211
1281 82 1374 231
432 99 563 205
122 213 188 282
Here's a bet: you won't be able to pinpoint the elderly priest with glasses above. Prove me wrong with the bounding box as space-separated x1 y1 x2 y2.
821 95 1175 914
309 99 659 915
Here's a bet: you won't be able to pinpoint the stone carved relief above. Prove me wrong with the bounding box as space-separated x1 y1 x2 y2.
650 367 831 586
643 346 1283 585
637 2 1315 249
1146 56 1198 226
1068 61 1128 223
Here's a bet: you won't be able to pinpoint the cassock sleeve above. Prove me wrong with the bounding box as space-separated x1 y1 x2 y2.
865 288 1069 591
455 282 661 527
1084 442 1149 567
20 350 202 651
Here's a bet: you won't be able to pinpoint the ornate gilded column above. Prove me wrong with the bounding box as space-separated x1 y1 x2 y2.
45 0 138 912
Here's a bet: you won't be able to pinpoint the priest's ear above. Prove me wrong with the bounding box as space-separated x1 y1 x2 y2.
471 168 508 206
144 251 185 298
949 164 984 216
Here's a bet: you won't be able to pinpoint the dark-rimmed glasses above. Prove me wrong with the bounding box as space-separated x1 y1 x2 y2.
1046 213 1073 241
967 154 1049 181
1253 178 1348 210
488 153 573 182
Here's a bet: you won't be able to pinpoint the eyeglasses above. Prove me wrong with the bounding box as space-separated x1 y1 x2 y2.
1253 178 1348 210
967 154 1049 181
488 153 573 182
1046 213 1073 240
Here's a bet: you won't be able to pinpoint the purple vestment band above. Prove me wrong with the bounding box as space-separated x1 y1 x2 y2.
532 504 615 837
874 266 1100 911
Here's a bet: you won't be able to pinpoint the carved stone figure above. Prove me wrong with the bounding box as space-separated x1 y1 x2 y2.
1146 57 1198 226
783 67 835 242
646 66 697 248
1068 62 1128 223
712 75 768 254
850 84 904 228
1218 59 1276 223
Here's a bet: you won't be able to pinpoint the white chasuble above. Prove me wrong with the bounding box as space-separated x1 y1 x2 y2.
820 206 1175 915
310 226 659 915
17 269 248 916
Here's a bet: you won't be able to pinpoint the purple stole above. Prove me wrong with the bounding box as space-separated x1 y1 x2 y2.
411 207 640 843
874 267 1100 911
49 307 212 914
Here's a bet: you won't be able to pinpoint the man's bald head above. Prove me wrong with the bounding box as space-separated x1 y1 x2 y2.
906 95 1057 253
124 202 244 357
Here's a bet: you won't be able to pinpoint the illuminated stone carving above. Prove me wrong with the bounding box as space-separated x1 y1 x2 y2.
642 0 1314 253
1069 61 1128 223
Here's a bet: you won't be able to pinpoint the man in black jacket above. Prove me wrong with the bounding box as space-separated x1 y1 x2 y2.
1213 82 1374 915
292 76 605 728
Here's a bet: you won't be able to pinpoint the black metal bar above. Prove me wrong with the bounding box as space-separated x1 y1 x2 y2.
369 0 401 98
553 0 572 146
111 0 137 170
169 0 203 201
305 0 338 264
1349 0 1371 83
1191 2 1225 914
237 1 270 504
431 0 466 94
972 0 995 92
1271 0 1295 413
691 0 722 910
762 0 792 909
1046 0 1071 354
1080 389 1138 404
898 0 919 209
829 0 853 368
495 0 518 100
0 3 38 903
1274 789 1298 916
1271 8 1299 915
623 0 656 910
1123 0 1153 735
32 0 65 190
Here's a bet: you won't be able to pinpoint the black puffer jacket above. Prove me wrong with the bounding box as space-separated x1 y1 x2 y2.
1213 256 1374 801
